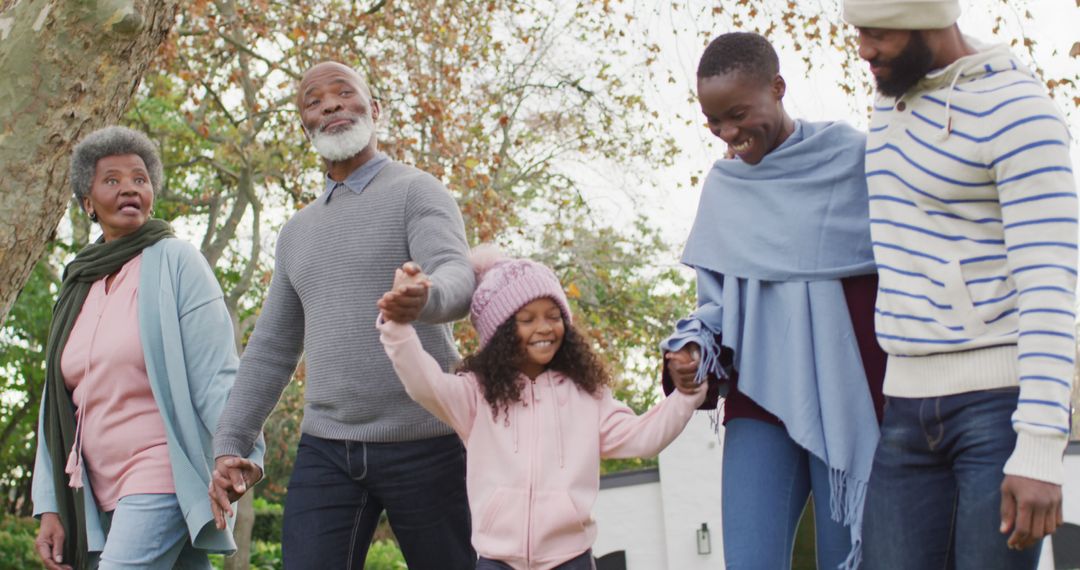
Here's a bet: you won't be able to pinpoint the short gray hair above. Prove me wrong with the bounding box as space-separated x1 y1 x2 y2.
70 126 163 210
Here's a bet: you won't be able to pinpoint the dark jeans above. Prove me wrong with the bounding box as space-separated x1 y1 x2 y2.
862 388 1042 570
476 549 595 569
282 433 474 570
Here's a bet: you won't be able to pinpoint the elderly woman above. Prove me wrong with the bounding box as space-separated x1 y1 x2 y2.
31 126 265 570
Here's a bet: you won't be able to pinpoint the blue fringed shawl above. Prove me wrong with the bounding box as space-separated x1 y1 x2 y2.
682 121 876 280
666 120 879 570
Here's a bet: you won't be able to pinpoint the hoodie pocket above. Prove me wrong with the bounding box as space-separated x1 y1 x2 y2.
477 487 527 558
940 259 988 337
532 491 591 559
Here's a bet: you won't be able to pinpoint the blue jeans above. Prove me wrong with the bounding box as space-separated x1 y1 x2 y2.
96 493 210 569
862 388 1041 569
721 419 852 569
282 433 474 570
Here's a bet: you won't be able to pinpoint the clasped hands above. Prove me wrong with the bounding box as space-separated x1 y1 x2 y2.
378 261 431 324
208 456 263 530
666 341 703 395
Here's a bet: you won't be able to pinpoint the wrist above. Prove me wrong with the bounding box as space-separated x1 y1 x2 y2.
1003 431 1068 485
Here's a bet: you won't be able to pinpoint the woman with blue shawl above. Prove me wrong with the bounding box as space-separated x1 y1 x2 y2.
662 33 885 570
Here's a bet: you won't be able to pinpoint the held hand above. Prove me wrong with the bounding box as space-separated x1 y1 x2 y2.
378 262 432 323
393 262 431 290
1000 474 1063 550
665 343 701 395
209 456 263 530
35 513 71 570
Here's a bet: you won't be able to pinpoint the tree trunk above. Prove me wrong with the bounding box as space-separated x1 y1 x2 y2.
0 0 179 322
225 491 255 570
226 303 255 569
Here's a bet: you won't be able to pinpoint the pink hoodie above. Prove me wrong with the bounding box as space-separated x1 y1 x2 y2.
378 319 706 570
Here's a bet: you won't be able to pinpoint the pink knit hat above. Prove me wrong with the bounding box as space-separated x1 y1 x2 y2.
469 245 572 348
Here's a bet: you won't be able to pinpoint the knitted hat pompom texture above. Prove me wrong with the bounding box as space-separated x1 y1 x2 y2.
469 245 573 349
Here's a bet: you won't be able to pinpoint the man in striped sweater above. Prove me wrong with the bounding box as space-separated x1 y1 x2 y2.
844 1 1077 568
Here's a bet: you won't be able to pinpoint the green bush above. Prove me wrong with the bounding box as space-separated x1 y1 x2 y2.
791 499 816 570
251 498 284 543
209 540 283 570
365 540 407 569
209 536 404 569
0 514 40 569
250 540 283 570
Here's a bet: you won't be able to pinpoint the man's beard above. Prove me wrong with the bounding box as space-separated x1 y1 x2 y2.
873 31 936 98
309 113 375 162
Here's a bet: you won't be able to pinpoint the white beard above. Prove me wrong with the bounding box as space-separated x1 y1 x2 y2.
309 113 375 162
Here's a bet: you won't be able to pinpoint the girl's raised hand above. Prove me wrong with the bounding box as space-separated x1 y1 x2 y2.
379 262 433 323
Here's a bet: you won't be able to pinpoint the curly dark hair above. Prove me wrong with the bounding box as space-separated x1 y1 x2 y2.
458 315 612 421
697 32 778 84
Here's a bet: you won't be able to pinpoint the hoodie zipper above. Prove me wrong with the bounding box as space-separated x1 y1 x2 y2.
526 375 537 568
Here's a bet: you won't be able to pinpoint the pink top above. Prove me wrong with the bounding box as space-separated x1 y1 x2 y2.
60 254 174 510
379 318 705 570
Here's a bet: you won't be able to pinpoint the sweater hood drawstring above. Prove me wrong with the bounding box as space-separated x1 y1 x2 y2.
512 403 519 454
545 373 566 469
921 38 1013 142
937 66 964 141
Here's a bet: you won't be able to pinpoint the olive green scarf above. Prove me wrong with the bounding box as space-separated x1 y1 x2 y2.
42 219 173 569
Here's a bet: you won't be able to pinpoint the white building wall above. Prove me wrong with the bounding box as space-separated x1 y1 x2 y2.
592 480 668 569
592 412 725 570
657 412 725 570
1063 451 1080 524
1039 449 1080 569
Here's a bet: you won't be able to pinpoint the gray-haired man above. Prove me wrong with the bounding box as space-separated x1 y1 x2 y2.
210 61 476 569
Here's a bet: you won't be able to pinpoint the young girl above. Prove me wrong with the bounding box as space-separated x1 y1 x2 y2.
662 32 886 570
377 248 706 570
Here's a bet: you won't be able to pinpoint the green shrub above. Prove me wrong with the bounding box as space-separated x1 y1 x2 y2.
251 498 284 543
250 540 283 570
207 536 404 569
209 540 283 570
0 515 40 569
365 539 407 569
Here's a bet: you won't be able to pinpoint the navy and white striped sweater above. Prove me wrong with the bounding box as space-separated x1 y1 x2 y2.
866 39 1076 484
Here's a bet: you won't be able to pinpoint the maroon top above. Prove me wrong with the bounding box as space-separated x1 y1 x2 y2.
662 274 886 425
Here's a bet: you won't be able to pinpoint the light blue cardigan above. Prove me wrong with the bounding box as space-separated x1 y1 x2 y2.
31 238 266 554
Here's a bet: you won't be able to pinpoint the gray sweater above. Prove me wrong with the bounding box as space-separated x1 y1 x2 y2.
214 161 474 457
